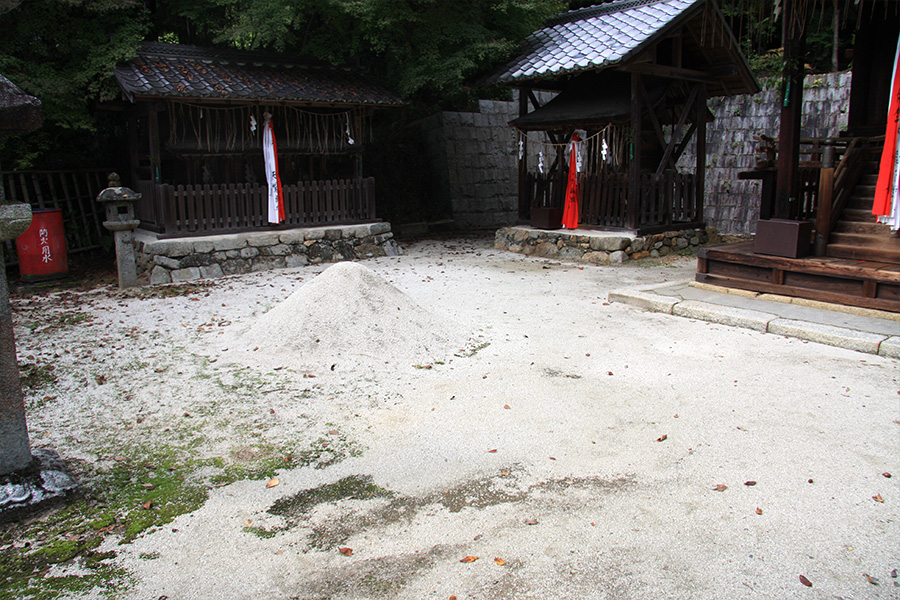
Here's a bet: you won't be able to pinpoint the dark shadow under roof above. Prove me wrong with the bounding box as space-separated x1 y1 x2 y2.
114 42 404 108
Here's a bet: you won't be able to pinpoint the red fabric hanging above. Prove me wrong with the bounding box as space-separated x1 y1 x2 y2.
873 47 900 218
562 133 580 229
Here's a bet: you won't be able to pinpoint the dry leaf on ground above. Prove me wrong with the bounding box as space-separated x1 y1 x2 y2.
799 575 812 587
873 494 884 503
494 557 506 566
713 484 727 492
266 477 279 488
460 556 479 563
656 434 667 442
339 547 353 556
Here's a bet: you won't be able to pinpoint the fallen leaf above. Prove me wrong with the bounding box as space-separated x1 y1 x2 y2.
450 596 457 600
744 481 757 486
141 501 152 510
339 547 353 556
524 518 539 525
141 483 156 490
883 472 892 478
656 434 667 442
460 556 479 563
266 478 279 488
799 574 812 587
755 507 763 515
549 456 556 460
503 404 511 410
494 557 506 566
328 430 340 435
488 449 498 453
244 519 252 526
713 484 728 492
873 494 884 503
864 573 879 585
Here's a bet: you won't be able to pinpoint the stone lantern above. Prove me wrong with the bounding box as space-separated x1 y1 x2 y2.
96 173 141 289
0 74 78 522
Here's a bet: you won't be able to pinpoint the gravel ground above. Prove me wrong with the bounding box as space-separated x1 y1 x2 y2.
8 234 899 600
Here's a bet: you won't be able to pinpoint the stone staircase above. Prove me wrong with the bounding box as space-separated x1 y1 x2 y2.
826 159 900 264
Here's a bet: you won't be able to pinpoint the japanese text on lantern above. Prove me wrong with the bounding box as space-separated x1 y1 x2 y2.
39 227 52 263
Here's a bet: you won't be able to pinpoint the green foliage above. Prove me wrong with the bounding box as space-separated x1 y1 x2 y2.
0 0 147 168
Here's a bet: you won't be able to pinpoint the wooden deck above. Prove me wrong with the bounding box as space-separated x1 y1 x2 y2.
696 242 900 313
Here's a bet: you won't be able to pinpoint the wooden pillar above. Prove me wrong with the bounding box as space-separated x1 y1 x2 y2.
148 106 161 184
774 4 805 220
694 83 707 224
628 73 642 230
518 88 530 220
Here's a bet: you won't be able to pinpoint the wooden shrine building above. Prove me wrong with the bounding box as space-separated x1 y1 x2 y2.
696 1 900 313
111 42 403 238
486 0 758 235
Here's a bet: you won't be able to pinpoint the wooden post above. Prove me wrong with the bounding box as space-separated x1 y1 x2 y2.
695 83 707 224
774 3 805 219
148 106 161 184
628 73 642 230
814 142 835 256
518 88 530 221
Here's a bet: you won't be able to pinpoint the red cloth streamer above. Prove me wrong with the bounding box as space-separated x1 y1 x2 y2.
873 48 900 218
562 133 580 229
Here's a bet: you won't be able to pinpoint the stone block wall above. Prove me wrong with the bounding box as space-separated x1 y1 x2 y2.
420 91 556 229
683 72 851 234
134 223 401 284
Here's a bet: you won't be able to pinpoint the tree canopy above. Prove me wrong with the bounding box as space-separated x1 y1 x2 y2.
0 0 564 168
1 0 891 169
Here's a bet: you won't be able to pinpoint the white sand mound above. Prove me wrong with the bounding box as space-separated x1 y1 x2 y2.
233 261 466 369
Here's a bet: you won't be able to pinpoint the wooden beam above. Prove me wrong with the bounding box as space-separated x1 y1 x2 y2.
654 84 700 178
622 62 717 83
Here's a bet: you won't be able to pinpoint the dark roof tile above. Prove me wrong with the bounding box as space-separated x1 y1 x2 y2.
114 42 404 107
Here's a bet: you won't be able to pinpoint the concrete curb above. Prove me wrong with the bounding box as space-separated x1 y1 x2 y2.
609 284 899 357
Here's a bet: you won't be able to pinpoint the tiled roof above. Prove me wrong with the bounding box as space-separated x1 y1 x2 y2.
114 43 404 107
489 0 698 85
0 74 41 135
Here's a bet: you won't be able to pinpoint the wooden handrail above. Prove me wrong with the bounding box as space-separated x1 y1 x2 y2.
814 136 873 255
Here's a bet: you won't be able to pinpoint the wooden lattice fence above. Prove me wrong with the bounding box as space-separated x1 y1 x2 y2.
1 169 111 265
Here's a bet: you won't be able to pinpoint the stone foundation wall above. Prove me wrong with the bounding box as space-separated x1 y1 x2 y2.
135 222 401 284
494 226 721 264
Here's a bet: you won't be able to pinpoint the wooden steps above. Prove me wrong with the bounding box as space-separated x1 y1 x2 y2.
825 159 900 263
697 242 900 313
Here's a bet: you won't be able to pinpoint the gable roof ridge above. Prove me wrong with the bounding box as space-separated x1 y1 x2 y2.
546 0 671 27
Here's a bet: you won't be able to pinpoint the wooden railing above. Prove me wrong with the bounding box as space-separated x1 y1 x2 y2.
526 169 696 231
2 168 111 264
141 177 376 237
638 171 700 229
814 137 876 255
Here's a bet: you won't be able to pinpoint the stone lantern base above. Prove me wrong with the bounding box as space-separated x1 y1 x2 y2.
0 448 79 523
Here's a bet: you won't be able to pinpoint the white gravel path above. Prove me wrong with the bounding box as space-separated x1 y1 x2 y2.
11 234 899 600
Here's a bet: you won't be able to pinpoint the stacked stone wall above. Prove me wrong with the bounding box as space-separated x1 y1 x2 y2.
692 72 851 234
134 223 401 284
494 226 721 264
